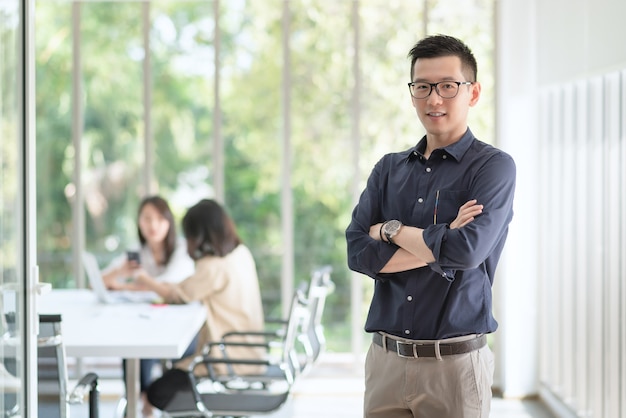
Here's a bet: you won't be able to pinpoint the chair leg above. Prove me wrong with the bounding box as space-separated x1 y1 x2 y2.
89 387 99 418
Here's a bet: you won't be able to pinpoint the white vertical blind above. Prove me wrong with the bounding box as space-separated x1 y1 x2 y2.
602 72 621 418
587 76 604 418
537 71 626 417
573 80 590 417
560 84 575 403
621 69 626 418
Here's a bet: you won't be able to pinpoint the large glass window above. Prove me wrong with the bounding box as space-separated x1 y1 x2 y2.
34 0 495 353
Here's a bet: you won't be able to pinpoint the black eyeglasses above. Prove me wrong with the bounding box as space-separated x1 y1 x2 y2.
407 81 473 99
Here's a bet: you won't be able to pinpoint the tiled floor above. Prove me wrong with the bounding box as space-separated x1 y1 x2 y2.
72 353 556 418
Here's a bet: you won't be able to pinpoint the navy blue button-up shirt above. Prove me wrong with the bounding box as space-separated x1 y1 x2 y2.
346 128 516 340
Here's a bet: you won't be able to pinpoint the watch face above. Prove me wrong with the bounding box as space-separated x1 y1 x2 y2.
383 220 402 237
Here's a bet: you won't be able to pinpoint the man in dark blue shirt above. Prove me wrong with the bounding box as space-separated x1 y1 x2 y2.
346 35 516 418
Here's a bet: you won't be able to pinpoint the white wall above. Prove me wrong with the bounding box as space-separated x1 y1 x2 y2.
536 0 626 84
497 1 626 417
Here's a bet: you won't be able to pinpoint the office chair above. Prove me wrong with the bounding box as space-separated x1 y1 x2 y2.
216 265 335 390
2 313 100 418
159 290 309 418
213 266 334 393
295 266 334 375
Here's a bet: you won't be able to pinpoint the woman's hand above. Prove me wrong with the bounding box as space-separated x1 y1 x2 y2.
102 259 140 290
132 270 171 299
450 199 483 229
131 270 156 291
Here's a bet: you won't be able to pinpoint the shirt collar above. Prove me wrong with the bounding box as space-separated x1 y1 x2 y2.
407 128 475 163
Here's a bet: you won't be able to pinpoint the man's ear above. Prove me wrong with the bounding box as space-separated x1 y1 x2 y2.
469 81 481 107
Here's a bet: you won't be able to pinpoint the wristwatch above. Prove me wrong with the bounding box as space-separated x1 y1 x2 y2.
382 220 403 244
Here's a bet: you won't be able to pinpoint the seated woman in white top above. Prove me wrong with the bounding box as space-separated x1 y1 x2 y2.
101 195 195 418
102 195 194 289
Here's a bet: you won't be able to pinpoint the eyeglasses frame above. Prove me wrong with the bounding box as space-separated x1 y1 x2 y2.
407 81 474 99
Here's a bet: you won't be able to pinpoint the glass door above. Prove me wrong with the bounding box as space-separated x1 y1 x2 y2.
1 0 36 416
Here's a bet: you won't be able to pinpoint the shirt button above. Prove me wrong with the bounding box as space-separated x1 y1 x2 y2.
443 155 447 159
426 167 432 173
404 330 410 335
417 197 424 203
413 151 418 156
407 295 413 301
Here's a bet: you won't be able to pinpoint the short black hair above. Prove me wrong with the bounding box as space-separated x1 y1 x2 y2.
407 34 478 82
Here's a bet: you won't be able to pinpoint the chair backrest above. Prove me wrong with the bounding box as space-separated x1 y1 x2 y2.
306 266 334 334
2 312 20 417
1 313 69 418
297 266 334 374
2 314 98 418
278 290 309 384
37 314 69 418
164 290 308 417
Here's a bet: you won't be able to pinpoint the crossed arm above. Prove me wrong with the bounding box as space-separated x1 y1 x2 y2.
368 200 483 274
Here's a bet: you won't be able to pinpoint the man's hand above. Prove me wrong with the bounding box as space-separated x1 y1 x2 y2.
369 223 384 240
450 199 483 229
368 200 483 273
369 199 482 241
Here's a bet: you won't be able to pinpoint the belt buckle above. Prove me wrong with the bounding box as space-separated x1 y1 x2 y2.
396 341 418 359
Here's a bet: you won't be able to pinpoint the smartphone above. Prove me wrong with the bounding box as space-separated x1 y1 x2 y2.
126 250 141 264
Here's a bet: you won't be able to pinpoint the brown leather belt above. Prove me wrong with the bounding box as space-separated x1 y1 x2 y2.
372 333 486 358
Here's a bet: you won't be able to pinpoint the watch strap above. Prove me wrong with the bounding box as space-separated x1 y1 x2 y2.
380 221 389 243
385 230 395 245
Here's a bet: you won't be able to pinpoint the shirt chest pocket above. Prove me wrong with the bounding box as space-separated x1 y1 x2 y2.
435 189 470 225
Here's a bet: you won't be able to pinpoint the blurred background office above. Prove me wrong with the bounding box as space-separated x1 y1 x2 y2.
2 0 626 417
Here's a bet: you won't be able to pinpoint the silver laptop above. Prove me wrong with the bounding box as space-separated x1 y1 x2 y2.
81 251 160 304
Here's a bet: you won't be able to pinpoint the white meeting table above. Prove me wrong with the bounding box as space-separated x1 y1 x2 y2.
39 289 206 418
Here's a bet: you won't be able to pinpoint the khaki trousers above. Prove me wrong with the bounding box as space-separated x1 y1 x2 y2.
364 338 494 418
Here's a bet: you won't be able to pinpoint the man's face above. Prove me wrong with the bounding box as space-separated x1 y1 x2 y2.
410 55 480 142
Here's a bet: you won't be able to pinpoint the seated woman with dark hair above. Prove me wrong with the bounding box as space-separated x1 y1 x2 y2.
134 198 265 412
102 195 194 290
100 195 195 417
